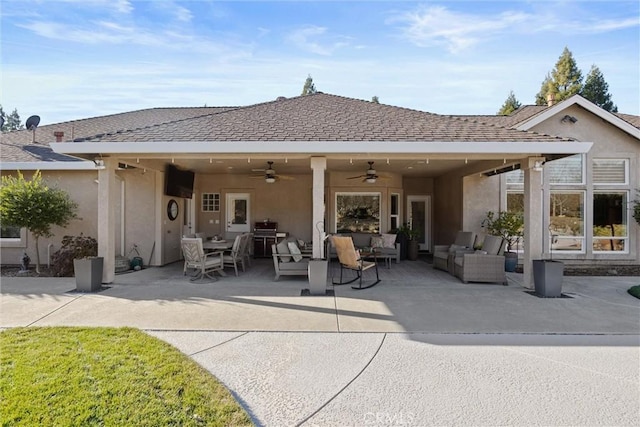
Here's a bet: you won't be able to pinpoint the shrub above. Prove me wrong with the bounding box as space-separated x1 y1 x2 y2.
50 235 98 277
628 285 640 299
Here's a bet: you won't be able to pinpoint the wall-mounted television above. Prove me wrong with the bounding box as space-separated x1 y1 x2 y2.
165 164 195 199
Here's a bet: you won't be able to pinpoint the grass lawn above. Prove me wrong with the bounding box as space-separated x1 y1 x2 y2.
0 327 252 426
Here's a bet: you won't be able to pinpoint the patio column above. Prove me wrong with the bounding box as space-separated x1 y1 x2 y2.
522 157 545 289
97 157 117 284
310 157 327 259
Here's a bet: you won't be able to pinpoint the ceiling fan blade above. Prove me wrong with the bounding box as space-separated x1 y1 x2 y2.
276 175 295 180
347 175 366 179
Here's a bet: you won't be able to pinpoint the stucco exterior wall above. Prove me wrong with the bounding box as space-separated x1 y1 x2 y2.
0 170 99 267
433 172 464 246
463 174 501 245
195 173 314 242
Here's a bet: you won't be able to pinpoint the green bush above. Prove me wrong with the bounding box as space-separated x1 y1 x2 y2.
50 234 98 277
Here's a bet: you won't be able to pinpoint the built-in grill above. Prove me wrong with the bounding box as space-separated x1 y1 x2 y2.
253 221 277 258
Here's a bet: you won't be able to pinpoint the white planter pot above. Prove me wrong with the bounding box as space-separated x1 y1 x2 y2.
308 259 328 295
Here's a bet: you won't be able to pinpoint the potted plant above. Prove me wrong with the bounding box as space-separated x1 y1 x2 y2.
481 211 524 272
398 224 421 261
51 234 103 292
632 190 640 226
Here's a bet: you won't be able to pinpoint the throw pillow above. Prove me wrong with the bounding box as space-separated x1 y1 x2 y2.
381 233 397 248
448 244 465 254
370 236 384 248
276 241 291 262
287 241 303 262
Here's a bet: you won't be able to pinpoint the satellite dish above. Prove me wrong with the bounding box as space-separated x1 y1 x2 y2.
26 115 40 130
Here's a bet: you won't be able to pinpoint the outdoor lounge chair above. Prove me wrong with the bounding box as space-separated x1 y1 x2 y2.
433 231 476 274
181 237 225 281
330 235 380 290
453 235 507 285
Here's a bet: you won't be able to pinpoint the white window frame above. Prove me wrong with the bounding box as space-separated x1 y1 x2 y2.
592 158 628 186
390 193 400 231
549 190 586 254
0 227 28 248
547 154 585 186
592 190 630 254
201 193 220 212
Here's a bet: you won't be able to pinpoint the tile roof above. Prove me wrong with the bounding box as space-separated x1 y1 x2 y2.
0 107 235 163
76 93 568 143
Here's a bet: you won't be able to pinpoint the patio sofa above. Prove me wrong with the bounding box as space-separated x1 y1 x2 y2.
452 235 507 285
328 232 400 264
433 231 477 274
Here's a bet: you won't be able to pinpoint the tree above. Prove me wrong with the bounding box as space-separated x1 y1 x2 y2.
0 171 78 274
371 96 380 104
535 47 582 105
497 90 522 115
581 65 618 112
0 105 23 132
301 74 317 95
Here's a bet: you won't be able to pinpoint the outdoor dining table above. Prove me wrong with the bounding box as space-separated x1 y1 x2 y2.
202 240 233 251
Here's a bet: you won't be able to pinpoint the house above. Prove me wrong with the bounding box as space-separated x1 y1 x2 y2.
1 93 637 287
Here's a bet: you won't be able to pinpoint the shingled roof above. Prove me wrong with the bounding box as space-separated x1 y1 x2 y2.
0 107 235 163
69 93 567 143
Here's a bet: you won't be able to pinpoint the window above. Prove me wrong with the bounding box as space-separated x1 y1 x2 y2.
390 193 400 231
547 155 584 185
201 193 220 212
549 191 584 252
593 192 628 252
1 225 22 239
335 192 380 233
593 159 627 185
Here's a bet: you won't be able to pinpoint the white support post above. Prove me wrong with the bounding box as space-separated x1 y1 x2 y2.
523 157 545 289
310 157 327 259
97 158 117 283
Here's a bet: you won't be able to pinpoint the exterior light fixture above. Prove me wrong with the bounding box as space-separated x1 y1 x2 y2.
533 160 544 172
561 115 578 123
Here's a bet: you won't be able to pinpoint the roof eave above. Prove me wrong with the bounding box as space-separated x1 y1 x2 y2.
51 140 593 156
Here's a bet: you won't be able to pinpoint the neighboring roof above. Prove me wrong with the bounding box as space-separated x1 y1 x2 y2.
0 107 235 164
73 93 568 143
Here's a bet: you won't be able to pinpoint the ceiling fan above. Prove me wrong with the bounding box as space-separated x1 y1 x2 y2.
347 161 387 183
250 161 294 183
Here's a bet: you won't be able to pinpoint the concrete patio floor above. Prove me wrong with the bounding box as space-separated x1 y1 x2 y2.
2 259 639 426
2 258 639 334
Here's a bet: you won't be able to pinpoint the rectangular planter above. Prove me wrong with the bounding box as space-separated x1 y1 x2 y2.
533 259 564 297
74 257 104 292
308 259 328 295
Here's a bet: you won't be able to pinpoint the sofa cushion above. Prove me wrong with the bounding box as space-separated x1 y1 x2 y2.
287 241 303 262
381 233 397 248
276 241 291 262
351 233 373 248
370 236 385 248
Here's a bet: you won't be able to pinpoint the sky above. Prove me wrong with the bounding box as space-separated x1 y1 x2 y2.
1 0 639 125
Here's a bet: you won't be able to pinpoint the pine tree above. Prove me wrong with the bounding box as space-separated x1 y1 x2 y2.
0 105 23 132
301 74 317 96
497 91 522 115
371 96 379 104
535 47 583 105
581 65 618 112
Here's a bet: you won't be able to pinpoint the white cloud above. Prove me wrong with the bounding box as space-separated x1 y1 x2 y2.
391 6 529 53
391 5 639 53
287 25 349 56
